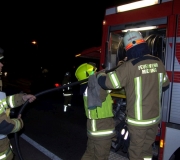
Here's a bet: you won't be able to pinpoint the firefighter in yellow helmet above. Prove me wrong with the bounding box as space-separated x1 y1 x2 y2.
75 62 116 160
97 31 170 160
0 47 36 160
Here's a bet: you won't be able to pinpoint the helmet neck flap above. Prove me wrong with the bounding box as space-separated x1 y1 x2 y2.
126 43 150 60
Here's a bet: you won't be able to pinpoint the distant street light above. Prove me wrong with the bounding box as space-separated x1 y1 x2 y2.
32 41 37 45
31 40 41 69
31 40 38 50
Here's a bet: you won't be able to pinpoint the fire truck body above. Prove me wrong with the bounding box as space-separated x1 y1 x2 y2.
99 0 180 159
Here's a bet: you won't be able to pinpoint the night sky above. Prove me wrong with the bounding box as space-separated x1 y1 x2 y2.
0 0 134 80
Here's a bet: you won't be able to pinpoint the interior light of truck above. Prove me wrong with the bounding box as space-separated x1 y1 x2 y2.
117 0 159 13
160 139 164 148
122 26 157 32
103 20 106 25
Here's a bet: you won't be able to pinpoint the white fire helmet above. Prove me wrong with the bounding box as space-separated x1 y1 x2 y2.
123 31 146 51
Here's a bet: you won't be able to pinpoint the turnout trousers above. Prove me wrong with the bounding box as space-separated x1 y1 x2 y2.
63 95 72 112
81 138 112 160
63 95 72 106
127 124 158 160
0 138 14 160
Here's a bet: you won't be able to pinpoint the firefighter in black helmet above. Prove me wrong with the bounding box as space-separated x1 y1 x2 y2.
62 72 73 112
0 47 36 160
97 31 170 160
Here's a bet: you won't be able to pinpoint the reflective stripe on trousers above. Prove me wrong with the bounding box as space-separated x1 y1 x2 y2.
64 105 67 112
0 145 12 160
63 94 72 96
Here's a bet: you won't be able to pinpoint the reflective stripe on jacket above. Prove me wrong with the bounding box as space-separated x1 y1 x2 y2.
0 92 25 153
87 118 115 137
0 92 25 115
87 118 115 138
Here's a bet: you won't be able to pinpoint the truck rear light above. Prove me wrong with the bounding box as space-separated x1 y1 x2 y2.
160 139 164 148
55 83 60 87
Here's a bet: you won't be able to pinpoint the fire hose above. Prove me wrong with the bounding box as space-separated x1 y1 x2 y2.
14 78 88 160
14 65 122 160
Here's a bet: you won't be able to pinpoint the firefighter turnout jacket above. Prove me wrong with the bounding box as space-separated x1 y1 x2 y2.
62 77 73 96
83 87 116 140
0 92 25 160
97 55 170 127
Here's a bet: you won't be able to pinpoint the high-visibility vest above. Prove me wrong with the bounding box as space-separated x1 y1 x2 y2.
83 88 114 119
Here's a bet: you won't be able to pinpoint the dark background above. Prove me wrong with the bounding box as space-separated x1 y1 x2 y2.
0 0 136 83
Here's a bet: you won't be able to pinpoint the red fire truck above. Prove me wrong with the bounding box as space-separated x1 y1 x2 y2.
75 1 180 159
96 0 180 160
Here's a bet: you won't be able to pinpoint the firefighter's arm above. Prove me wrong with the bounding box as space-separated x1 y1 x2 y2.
97 72 109 90
0 112 23 134
97 65 127 90
22 94 36 103
6 93 36 108
62 79 67 92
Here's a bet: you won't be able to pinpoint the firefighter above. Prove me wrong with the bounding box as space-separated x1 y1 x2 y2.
62 72 73 112
0 47 36 160
97 31 170 160
75 62 116 160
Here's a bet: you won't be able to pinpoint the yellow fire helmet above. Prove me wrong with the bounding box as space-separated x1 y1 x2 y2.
75 62 97 82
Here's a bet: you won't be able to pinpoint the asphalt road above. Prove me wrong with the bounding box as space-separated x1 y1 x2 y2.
8 91 129 160
5 83 160 160
10 135 53 160
22 95 88 160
